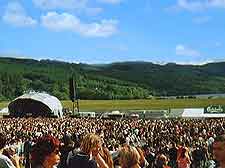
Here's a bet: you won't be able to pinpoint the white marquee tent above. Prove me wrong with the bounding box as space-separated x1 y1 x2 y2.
8 92 63 117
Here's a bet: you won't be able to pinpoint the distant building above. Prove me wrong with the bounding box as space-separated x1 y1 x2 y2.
8 92 63 117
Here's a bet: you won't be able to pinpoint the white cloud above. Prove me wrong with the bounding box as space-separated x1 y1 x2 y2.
41 12 118 37
176 44 201 57
208 0 225 8
97 0 123 4
170 60 214 65
2 2 37 27
177 0 205 12
172 0 225 12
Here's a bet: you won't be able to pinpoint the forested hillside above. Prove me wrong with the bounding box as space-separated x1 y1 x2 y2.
0 57 225 101
0 58 149 100
94 62 225 96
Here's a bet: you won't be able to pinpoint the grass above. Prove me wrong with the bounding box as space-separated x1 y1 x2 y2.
0 101 9 109
62 98 225 111
1 98 225 112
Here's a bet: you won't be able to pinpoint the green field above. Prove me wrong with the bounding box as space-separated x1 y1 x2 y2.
1 99 225 112
0 102 9 109
62 99 225 111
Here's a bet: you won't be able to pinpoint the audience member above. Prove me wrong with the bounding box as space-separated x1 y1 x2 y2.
213 134 225 168
119 145 140 168
30 135 61 168
0 132 20 168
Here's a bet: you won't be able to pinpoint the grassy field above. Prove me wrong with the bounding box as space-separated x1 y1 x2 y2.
62 98 225 111
0 101 9 109
1 98 225 112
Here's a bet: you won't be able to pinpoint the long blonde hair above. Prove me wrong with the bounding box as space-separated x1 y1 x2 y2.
119 145 140 168
80 133 101 154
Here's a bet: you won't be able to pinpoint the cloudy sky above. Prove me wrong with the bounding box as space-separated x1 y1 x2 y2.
0 0 225 64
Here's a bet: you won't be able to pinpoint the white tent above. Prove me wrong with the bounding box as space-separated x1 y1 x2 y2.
8 92 63 117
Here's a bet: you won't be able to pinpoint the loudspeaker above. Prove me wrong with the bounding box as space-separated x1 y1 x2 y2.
69 78 76 102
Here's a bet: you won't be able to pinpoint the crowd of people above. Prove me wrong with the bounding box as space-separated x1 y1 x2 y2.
0 117 225 168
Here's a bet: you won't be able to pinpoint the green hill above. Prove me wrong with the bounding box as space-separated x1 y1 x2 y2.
92 61 225 96
0 57 225 100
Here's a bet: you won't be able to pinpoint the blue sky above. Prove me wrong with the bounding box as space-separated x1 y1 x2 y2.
0 0 225 64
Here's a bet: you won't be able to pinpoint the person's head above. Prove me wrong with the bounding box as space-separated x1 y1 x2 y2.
62 134 73 146
31 135 61 167
213 134 225 164
156 154 169 168
0 133 7 150
119 145 140 168
80 133 102 155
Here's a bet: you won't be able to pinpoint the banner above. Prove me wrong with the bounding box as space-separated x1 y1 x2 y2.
204 105 225 114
